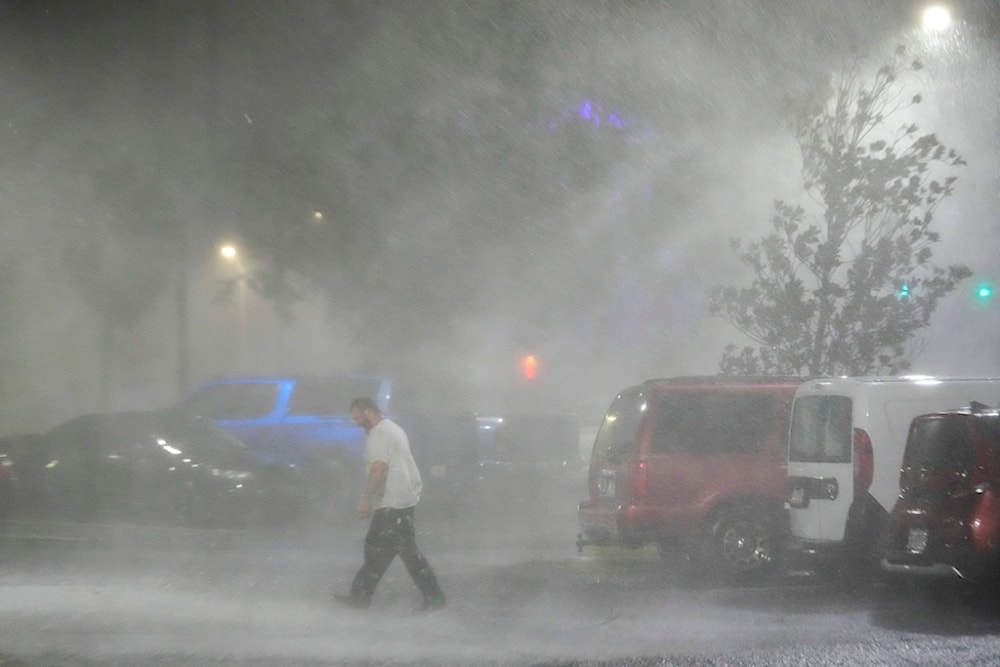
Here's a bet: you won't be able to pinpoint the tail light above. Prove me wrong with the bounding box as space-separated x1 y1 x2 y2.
965 425 999 552
969 491 1000 552
629 460 648 500
853 428 874 498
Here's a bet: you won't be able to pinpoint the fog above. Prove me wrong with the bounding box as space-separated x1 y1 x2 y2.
0 2 998 426
4 5 1000 663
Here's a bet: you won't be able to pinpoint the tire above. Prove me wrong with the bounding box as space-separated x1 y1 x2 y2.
703 507 780 581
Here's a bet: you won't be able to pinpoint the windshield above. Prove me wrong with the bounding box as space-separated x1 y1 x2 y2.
152 412 251 465
46 412 250 468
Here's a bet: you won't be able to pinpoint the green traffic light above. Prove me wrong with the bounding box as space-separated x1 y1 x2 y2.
977 284 993 299
899 284 911 298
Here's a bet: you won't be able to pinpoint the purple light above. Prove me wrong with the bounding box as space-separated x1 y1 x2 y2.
540 99 645 139
555 99 629 130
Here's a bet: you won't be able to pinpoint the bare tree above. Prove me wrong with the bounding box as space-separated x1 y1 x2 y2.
709 47 970 376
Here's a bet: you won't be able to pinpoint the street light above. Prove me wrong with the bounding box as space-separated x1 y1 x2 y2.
219 243 248 373
922 5 952 33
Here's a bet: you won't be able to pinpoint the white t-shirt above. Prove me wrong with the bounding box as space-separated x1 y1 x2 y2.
365 418 422 510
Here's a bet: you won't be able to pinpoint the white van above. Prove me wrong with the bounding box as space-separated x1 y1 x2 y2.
785 376 1000 575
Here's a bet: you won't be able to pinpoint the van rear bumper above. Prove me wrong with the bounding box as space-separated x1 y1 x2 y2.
577 500 662 549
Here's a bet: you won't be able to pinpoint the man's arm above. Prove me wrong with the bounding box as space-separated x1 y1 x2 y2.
358 459 388 518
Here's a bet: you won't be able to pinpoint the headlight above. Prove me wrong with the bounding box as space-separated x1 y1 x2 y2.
155 437 183 456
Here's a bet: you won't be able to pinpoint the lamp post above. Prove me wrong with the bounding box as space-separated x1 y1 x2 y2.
219 243 248 373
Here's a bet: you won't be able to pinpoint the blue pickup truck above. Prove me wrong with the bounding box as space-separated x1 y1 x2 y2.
171 375 486 517
171 375 392 517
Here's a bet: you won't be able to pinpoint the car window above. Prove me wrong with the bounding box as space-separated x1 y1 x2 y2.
592 391 646 460
650 391 774 454
904 416 973 473
789 395 853 463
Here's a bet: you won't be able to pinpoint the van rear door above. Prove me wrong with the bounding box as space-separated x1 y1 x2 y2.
787 393 854 542
587 389 646 504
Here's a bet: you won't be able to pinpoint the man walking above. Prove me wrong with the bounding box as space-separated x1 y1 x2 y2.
334 397 446 612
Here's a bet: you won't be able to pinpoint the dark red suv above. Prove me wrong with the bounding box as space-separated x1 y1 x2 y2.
881 403 1000 584
576 376 806 579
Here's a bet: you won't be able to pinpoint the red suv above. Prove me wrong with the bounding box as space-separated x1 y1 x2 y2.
881 403 1000 584
576 376 806 579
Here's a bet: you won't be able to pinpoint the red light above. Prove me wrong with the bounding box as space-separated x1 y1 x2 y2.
521 354 538 380
853 428 874 497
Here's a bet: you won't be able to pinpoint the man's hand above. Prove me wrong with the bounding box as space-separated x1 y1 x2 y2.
358 496 371 519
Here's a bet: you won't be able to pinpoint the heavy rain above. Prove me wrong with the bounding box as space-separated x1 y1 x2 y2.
1 1 1000 665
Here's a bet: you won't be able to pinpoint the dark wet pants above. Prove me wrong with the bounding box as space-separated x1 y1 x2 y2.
350 506 443 603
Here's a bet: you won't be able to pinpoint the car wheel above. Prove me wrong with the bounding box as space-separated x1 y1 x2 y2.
704 508 778 581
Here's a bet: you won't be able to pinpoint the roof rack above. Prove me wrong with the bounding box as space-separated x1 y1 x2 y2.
642 375 810 385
